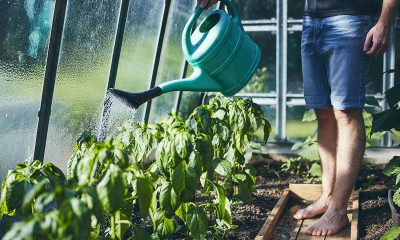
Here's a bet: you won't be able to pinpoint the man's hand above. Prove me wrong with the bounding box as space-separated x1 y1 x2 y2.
364 0 399 56
363 23 390 56
197 0 219 9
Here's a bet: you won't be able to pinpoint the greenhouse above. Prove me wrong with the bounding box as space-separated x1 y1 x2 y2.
1 0 400 239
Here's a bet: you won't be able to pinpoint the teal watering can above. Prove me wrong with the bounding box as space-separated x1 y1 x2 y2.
109 0 261 108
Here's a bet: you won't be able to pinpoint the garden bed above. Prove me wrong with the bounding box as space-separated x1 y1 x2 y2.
227 157 392 240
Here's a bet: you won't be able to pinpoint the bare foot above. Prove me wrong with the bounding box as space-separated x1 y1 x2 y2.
305 207 349 236
293 196 330 220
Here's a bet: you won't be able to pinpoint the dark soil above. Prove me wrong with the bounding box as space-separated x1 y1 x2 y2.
226 155 393 240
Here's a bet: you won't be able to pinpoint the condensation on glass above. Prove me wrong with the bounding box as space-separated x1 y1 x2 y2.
239 31 276 94
148 0 197 123
115 0 165 121
232 0 276 20
0 0 54 180
43 0 122 169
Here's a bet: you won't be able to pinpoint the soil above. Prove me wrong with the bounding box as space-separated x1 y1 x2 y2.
226 155 393 240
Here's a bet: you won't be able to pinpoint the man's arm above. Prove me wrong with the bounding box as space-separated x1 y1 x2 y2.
364 0 399 55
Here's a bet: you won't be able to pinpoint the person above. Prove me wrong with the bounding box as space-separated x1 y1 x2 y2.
198 0 399 236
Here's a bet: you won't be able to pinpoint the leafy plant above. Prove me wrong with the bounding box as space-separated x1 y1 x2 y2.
1 96 271 240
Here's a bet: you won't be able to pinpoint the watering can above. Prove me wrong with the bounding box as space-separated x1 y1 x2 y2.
109 0 261 109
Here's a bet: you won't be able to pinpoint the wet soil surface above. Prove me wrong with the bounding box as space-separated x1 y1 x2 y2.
228 156 392 240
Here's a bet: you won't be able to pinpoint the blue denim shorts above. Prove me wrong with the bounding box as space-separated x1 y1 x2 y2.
301 15 374 110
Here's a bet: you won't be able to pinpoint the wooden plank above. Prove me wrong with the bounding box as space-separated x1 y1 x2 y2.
255 189 290 240
290 219 303 240
289 184 323 201
257 185 359 240
350 191 359 240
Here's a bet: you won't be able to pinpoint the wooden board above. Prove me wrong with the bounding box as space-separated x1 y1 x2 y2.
255 189 290 240
255 184 359 240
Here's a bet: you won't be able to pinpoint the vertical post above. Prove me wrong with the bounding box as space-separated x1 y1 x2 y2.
98 0 130 140
33 0 68 162
143 0 172 123
174 61 189 113
382 26 396 146
276 0 287 142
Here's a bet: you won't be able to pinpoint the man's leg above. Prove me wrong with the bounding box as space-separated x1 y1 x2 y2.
306 108 365 236
294 108 337 219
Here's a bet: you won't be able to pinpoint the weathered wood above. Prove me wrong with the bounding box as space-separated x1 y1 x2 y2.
257 184 359 240
350 191 359 240
255 189 290 240
289 184 323 201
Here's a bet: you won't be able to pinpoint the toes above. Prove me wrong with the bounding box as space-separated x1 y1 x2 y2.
314 229 322 236
321 229 328 236
305 226 314 235
293 209 304 219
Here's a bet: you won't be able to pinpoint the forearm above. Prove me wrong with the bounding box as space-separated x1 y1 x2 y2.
377 0 399 27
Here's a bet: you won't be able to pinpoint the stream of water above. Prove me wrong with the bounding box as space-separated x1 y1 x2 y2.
98 91 138 140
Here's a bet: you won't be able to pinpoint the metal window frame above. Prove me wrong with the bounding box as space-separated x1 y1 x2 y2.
33 0 68 162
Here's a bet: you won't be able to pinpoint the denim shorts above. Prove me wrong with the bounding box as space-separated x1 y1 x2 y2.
301 15 374 110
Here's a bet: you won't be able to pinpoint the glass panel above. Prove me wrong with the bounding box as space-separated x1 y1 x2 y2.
286 105 317 141
43 0 122 169
288 0 304 19
231 0 276 20
287 31 302 94
115 0 165 121
260 104 276 141
239 31 276 94
148 0 196 123
0 0 54 180
178 92 202 119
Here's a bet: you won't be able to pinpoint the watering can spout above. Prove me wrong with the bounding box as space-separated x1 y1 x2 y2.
159 68 222 93
107 68 221 109
107 87 162 109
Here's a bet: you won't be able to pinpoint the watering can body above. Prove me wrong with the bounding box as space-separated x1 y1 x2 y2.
159 0 261 96
108 0 261 109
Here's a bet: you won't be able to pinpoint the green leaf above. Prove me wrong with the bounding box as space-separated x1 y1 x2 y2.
137 177 154 219
115 210 130 239
302 110 316 122
174 131 192 159
187 204 208 240
153 210 175 238
385 85 400 110
214 158 232 177
189 150 203 177
238 179 252 203
172 161 197 202
214 184 226 219
371 109 400 135
299 144 320 161
160 181 174 218
132 226 152 240
383 156 400 176
380 227 400 240
96 164 126 213
393 188 400 208
233 173 247 182
309 163 322 177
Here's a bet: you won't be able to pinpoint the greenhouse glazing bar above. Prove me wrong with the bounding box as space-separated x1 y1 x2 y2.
33 0 68 162
382 26 396 146
143 0 172 124
276 0 288 141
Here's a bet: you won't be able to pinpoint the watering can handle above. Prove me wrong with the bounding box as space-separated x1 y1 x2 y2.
183 0 243 55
